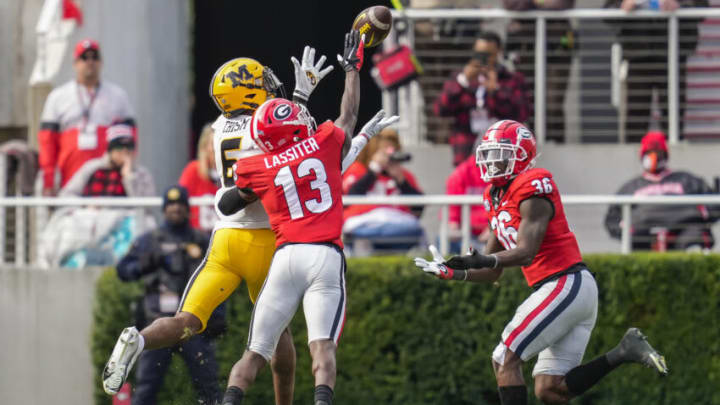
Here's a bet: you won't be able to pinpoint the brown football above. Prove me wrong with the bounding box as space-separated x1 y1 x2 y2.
351 6 392 48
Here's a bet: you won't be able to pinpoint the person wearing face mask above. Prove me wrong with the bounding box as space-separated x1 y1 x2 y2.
115 185 224 404
179 123 221 232
434 31 531 166
604 131 718 251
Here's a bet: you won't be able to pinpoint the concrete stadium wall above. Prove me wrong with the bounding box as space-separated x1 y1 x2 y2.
405 143 720 253
0 0 191 192
0 267 101 405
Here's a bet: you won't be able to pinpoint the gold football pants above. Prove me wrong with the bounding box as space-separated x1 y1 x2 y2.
178 227 276 331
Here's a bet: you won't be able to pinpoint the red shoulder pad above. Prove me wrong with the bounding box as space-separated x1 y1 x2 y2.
316 121 345 147
508 168 558 203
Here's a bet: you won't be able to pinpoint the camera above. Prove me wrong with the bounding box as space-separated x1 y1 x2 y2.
389 151 412 163
472 51 490 66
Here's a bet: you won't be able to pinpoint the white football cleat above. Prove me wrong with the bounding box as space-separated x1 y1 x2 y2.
102 326 144 395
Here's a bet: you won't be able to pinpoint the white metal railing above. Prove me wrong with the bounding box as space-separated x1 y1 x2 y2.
1 194 719 266
387 8 720 145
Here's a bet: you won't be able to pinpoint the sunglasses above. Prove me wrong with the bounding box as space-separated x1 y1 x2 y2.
79 52 100 61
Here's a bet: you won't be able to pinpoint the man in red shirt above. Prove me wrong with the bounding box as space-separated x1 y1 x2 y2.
415 121 668 405
38 39 136 195
219 100 396 405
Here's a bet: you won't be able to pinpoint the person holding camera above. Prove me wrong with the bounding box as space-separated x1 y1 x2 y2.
342 128 424 255
116 185 223 404
434 31 530 166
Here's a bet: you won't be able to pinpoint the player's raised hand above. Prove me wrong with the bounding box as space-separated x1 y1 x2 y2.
414 245 458 280
358 110 399 140
337 30 365 72
291 46 334 104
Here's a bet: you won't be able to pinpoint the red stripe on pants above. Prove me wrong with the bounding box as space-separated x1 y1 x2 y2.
504 275 567 348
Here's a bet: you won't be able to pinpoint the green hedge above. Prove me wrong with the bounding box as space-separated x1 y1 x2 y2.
92 254 720 404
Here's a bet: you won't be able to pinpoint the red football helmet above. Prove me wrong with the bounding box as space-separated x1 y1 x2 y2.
476 120 537 186
250 98 317 153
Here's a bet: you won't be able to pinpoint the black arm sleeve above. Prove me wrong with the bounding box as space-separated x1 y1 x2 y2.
217 187 250 216
347 171 378 195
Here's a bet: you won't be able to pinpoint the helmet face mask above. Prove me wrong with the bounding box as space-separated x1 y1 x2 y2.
210 58 287 118
476 120 537 186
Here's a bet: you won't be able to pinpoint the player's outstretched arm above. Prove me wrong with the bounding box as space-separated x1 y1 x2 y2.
291 46 334 106
335 30 364 155
341 110 399 172
216 186 258 216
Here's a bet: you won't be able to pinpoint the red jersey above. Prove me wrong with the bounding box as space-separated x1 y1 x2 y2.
178 160 220 230
235 121 345 248
483 168 582 286
446 155 490 235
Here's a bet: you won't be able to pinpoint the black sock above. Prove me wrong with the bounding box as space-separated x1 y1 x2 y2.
221 386 244 405
565 354 620 396
314 384 334 405
498 385 527 405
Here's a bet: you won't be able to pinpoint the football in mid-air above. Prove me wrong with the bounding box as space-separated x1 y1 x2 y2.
351 6 392 48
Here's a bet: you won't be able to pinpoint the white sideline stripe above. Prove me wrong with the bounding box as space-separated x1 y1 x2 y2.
2 194 720 207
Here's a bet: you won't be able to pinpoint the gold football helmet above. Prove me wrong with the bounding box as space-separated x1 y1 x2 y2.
209 57 285 117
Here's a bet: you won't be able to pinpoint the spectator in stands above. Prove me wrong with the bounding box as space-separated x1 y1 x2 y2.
179 123 219 232
342 128 424 255
59 124 155 197
116 185 223 404
0 140 38 196
605 0 707 141
434 31 530 166
503 0 575 143
445 138 491 253
604 131 718 251
38 39 136 196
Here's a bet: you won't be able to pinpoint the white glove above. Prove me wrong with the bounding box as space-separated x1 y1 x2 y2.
291 46 334 104
414 245 457 280
358 110 399 139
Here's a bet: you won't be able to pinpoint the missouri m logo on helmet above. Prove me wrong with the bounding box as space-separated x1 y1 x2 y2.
226 64 255 88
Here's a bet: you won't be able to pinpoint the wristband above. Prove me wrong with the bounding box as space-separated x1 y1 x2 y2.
451 268 466 281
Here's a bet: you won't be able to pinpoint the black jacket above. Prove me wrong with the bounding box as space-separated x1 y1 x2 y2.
604 170 718 250
116 222 225 332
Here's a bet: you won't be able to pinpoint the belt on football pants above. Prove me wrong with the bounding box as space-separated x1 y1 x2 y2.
531 262 592 291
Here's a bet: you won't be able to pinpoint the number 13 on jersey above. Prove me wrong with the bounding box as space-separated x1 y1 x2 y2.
274 158 333 219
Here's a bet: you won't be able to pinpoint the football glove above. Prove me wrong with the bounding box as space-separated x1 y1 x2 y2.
337 30 365 72
414 245 465 280
291 46 334 104
444 247 498 270
359 109 399 139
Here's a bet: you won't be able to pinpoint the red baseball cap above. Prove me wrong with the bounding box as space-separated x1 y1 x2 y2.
640 131 668 157
73 38 101 60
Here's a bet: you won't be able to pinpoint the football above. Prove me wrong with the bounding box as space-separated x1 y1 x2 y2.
351 5 392 48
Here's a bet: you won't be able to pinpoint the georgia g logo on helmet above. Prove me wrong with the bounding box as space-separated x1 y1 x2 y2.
272 103 293 121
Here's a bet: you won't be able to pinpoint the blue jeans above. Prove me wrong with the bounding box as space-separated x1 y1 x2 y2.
347 222 424 251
